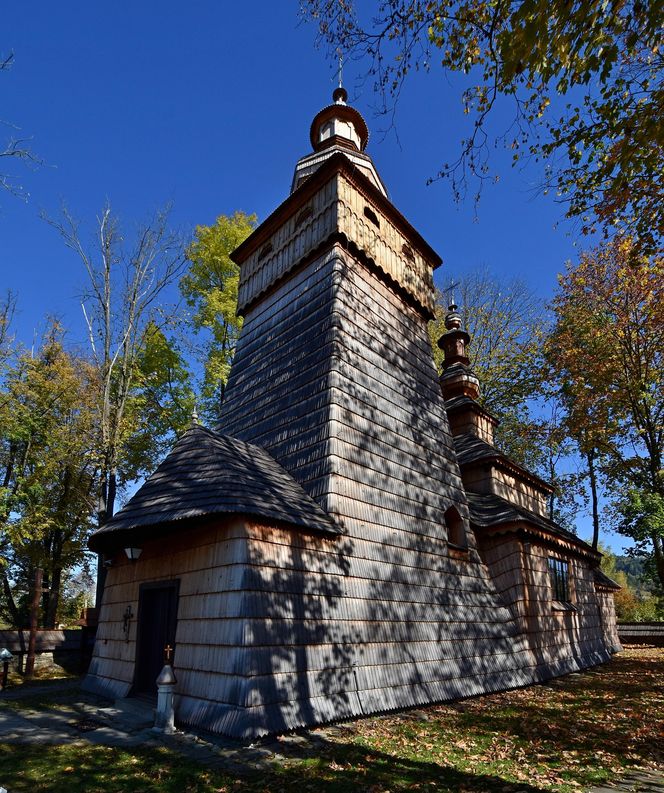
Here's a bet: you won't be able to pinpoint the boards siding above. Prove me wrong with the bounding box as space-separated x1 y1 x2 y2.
477 534 613 676
84 518 253 713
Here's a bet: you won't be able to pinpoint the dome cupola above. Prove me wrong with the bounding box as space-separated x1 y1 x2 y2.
291 88 387 196
309 86 369 153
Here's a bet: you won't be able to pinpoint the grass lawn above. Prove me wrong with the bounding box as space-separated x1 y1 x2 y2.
1 646 662 792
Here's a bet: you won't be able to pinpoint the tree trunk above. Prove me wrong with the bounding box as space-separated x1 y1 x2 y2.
1 568 21 630
94 467 117 608
44 566 62 629
586 448 600 550
652 533 664 591
24 567 43 679
41 567 51 620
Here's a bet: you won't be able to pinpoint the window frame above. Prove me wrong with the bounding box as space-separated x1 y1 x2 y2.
444 505 468 552
548 556 571 604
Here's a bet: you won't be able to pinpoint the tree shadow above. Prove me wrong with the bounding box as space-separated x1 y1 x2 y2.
263 735 549 792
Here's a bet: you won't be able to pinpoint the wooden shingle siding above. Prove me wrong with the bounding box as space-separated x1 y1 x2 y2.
84 520 251 702
87 138 618 737
236 170 438 318
210 219 550 735
477 533 614 674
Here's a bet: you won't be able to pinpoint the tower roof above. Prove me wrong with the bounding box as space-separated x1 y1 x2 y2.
292 89 387 196
438 302 480 400
309 86 369 152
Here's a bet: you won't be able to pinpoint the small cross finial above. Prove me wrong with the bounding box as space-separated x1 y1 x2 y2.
337 48 344 88
164 644 173 663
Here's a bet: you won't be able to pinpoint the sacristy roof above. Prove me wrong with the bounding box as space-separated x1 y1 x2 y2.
466 491 601 561
89 424 338 553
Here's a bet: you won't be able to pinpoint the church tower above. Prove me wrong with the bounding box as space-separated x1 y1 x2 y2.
85 89 618 739
213 90 535 733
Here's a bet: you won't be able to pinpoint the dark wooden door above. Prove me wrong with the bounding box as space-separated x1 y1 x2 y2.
134 581 179 695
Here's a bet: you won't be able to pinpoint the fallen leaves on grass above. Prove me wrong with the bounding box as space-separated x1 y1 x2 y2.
320 646 664 792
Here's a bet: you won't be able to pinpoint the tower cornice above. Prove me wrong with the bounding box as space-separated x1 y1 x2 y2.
231 152 442 318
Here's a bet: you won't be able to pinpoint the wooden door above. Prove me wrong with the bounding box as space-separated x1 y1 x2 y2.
134 580 179 695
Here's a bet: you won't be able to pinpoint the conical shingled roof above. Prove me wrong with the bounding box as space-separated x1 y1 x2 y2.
89 424 338 553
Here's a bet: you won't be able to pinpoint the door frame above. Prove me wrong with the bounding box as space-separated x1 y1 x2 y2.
133 579 180 694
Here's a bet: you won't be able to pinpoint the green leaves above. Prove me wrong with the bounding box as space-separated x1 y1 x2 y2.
0 324 98 625
304 0 664 254
180 211 256 421
120 323 196 483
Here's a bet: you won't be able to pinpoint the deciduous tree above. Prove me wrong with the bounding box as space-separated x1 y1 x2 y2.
46 204 189 604
46 204 188 528
180 211 256 421
1 53 39 199
303 0 663 253
550 238 664 585
0 326 97 629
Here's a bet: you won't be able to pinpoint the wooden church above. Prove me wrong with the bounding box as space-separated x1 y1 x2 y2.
85 89 620 738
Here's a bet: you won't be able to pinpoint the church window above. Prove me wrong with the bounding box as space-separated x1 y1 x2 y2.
402 243 415 262
548 557 570 602
258 242 273 262
364 206 380 228
444 506 467 549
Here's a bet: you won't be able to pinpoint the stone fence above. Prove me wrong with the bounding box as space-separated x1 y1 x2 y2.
617 622 664 647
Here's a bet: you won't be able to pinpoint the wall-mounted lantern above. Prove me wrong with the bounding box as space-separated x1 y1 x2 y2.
124 547 142 561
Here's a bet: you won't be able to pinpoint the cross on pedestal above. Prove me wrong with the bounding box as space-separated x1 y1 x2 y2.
164 644 173 664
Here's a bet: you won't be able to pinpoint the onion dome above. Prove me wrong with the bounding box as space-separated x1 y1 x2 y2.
309 86 369 153
291 88 387 196
438 302 480 401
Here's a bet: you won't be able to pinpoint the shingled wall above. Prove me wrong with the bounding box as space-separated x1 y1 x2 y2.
479 535 614 679
85 141 617 738
213 245 543 735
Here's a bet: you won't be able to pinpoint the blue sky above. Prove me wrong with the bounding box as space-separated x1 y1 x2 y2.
2 3 626 552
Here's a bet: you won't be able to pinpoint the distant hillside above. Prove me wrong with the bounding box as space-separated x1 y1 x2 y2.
615 556 655 595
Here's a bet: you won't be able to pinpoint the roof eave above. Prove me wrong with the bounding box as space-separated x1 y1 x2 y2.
473 520 602 561
89 509 339 555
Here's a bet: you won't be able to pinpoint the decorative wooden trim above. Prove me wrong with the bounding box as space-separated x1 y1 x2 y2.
314 134 360 153
231 152 442 271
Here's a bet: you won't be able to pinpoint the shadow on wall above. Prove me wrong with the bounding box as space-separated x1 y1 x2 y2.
244 530 356 734
238 255 534 734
